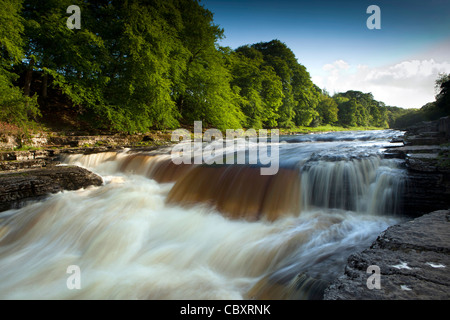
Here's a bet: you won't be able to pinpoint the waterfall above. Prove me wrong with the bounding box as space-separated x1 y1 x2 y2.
166 165 301 221
62 151 193 183
64 150 405 220
300 156 405 215
0 131 408 300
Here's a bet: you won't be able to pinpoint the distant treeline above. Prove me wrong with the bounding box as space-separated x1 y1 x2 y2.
387 73 450 128
0 0 449 133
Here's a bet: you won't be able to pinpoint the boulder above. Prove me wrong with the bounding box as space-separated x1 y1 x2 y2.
0 166 103 212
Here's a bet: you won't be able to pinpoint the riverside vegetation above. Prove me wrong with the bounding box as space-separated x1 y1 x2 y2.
1 0 449 145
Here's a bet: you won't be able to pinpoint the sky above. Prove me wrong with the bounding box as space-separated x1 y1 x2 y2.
202 0 450 109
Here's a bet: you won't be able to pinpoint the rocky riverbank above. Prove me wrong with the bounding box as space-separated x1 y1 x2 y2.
386 117 450 216
0 165 103 212
0 130 173 151
323 209 450 300
0 131 174 212
325 116 450 300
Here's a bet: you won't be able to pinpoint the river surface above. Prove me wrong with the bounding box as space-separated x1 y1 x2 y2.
0 130 407 299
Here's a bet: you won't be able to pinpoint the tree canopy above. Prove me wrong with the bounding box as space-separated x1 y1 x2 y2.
1 0 443 134
0 0 39 129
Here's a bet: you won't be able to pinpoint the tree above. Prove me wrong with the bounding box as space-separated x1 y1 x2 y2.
337 98 358 127
21 0 213 133
317 93 338 125
249 40 320 128
293 78 320 127
435 73 450 115
334 90 391 127
369 102 388 127
8 1 397 134
99 0 182 132
0 0 39 128
252 40 303 128
230 46 283 129
21 0 114 128
173 0 244 130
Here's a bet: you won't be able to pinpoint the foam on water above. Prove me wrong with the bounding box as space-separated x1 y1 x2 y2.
0 130 407 299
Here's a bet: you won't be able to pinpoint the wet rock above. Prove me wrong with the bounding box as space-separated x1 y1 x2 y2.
0 149 59 162
406 153 440 172
390 137 404 143
402 172 450 216
402 118 447 146
0 149 61 171
0 166 103 212
47 134 144 148
385 117 450 217
324 210 450 300
0 159 49 171
438 116 450 138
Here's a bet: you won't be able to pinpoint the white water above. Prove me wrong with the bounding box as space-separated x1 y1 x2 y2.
0 130 406 299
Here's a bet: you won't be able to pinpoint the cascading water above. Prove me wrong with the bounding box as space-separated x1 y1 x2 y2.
0 130 407 300
300 156 405 215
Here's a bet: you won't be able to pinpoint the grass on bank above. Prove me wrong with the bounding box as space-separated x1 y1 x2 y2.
1 120 389 152
278 124 386 135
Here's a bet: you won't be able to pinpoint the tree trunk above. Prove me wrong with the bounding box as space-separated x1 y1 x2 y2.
42 72 48 99
23 57 35 97
178 95 184 114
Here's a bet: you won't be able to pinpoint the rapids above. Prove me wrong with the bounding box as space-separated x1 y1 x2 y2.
0 130 407 299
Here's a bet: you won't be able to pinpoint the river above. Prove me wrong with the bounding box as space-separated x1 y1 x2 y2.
0 129 407 299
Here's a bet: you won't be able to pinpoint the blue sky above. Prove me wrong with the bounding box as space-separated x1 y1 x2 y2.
202 0 450 108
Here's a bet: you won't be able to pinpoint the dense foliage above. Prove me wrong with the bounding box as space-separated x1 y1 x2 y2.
0 0 39 129
0 0 447 133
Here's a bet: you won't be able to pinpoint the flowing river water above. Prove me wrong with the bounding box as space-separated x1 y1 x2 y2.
0 130 408 299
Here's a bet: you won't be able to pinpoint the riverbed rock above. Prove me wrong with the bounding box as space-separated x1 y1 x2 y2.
0 135 20 150
385 117 450 217
0 166 103 212
439 116 450 138
323 209 450 300
328 118 450 300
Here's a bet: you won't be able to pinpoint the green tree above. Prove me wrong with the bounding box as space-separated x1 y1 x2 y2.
100 0 182 132
0 0 39 128
294 83 320 126
369 102 388 127
337 98 358 127
317 92 338 125
334 90 392 127
435 73 450 115
21 0 193 132
231 46 283 129
173 0 244 130
249 40 319 128
21 0 114 128
251 40 294 128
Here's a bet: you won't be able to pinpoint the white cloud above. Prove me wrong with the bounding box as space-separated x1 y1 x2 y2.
323 59 349 71
313 59 450 108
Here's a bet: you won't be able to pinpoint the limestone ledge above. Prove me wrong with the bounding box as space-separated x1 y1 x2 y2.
0 165 103 212
324 210 450 300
